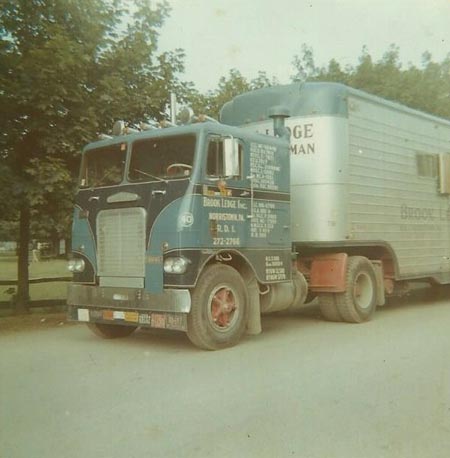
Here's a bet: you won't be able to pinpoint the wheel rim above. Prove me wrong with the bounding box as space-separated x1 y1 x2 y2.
353 272 374 310
207 284 239 332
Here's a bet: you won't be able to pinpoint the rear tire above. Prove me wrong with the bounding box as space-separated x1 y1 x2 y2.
335 256 377 323
187 264 248 350
318 293 342 322
87 323 137 339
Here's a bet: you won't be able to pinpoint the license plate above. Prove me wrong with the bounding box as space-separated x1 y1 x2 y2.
103 310 114 320
151 313 166 329
77 309 90 322
138 313 151 325
124 312 139 323
166 314 184 330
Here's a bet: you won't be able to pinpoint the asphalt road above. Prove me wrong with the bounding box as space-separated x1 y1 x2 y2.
1 289 450 458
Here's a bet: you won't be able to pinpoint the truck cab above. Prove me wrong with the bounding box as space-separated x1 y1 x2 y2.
67 118 305 349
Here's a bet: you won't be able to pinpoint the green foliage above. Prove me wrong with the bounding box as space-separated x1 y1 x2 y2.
292 43 450 119
0 0 187 307
205 69 251 119
0 0 186 240
292 44 319 82
184 69 278 120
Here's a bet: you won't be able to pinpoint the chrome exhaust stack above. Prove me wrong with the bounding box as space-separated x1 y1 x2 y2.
268 105 290 140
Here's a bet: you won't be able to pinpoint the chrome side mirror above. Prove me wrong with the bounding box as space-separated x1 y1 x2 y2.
223 137 239 177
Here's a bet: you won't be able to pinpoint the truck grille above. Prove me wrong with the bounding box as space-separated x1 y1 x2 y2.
97 208 146 278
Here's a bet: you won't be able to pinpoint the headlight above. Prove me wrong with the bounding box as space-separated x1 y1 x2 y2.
163 257 189 274
67 258 86 273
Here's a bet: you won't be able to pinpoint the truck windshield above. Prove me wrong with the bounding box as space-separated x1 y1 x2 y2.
79 143 126 188
128 135 196 182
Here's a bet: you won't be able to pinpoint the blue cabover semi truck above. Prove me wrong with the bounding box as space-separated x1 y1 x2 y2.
68 82 450 350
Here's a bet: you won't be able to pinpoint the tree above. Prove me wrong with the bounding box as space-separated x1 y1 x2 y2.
291 43 450 120
184 69 277 120
291 44 319 82
249 71 279 90
0 0 187 312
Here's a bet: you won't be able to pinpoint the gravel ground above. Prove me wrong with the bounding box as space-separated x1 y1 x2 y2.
1 289 450 458
0 311 75 334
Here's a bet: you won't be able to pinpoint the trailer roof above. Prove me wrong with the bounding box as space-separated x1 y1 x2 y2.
220 82 450 128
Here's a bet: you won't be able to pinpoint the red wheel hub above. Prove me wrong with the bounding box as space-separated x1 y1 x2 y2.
210 287 237 329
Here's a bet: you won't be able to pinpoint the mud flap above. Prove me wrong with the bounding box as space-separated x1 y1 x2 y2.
241 265 262 335
371 260 386 306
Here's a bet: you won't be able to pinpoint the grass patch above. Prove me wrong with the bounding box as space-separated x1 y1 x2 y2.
0 255 70 302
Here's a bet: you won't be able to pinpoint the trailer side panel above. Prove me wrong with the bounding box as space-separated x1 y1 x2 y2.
347 94 450 279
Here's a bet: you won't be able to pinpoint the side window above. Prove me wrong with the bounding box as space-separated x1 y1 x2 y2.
439 153 450 194
207 138 224 176
206 137 242 178
416 153 438 178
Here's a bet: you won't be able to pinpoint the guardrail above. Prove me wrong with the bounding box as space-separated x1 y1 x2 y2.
0 277 71 286
0 300 67 309
0 277 72 309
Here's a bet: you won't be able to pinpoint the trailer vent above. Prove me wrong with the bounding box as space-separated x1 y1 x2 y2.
417 153 438 178
97 208 146 286
439 153 450 194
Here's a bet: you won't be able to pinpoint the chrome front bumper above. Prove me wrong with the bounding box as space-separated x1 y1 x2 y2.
67 284 191 331
67 284 191 313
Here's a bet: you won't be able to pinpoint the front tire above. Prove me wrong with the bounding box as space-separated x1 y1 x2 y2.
87 323 137 339
335 256 377 323
187 264 248 350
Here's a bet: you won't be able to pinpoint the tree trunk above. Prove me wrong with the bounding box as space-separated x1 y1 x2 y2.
51 229 60 257
16 203 30 314
65 237 71 257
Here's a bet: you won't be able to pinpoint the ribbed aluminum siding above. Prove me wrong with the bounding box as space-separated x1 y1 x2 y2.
347 96 450 277
97 208 146 277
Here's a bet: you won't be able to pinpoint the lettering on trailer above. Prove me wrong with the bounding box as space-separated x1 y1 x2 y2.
400 204 450 221
259 123 315 155
289 123 315 155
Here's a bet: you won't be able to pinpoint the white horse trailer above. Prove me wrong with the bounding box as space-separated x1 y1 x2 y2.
221 82 450 322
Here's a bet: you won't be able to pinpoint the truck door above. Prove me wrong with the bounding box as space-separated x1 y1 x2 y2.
202 135 251 248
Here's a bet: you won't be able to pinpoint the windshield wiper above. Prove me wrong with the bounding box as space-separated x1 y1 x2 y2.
133 169 168 183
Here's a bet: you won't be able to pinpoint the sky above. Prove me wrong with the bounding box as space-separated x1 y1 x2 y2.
158 0 450 93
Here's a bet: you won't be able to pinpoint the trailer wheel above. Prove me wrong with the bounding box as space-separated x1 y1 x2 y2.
187 264 248 350
87 323 137 339
335 256 377 323
318 294 342 322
